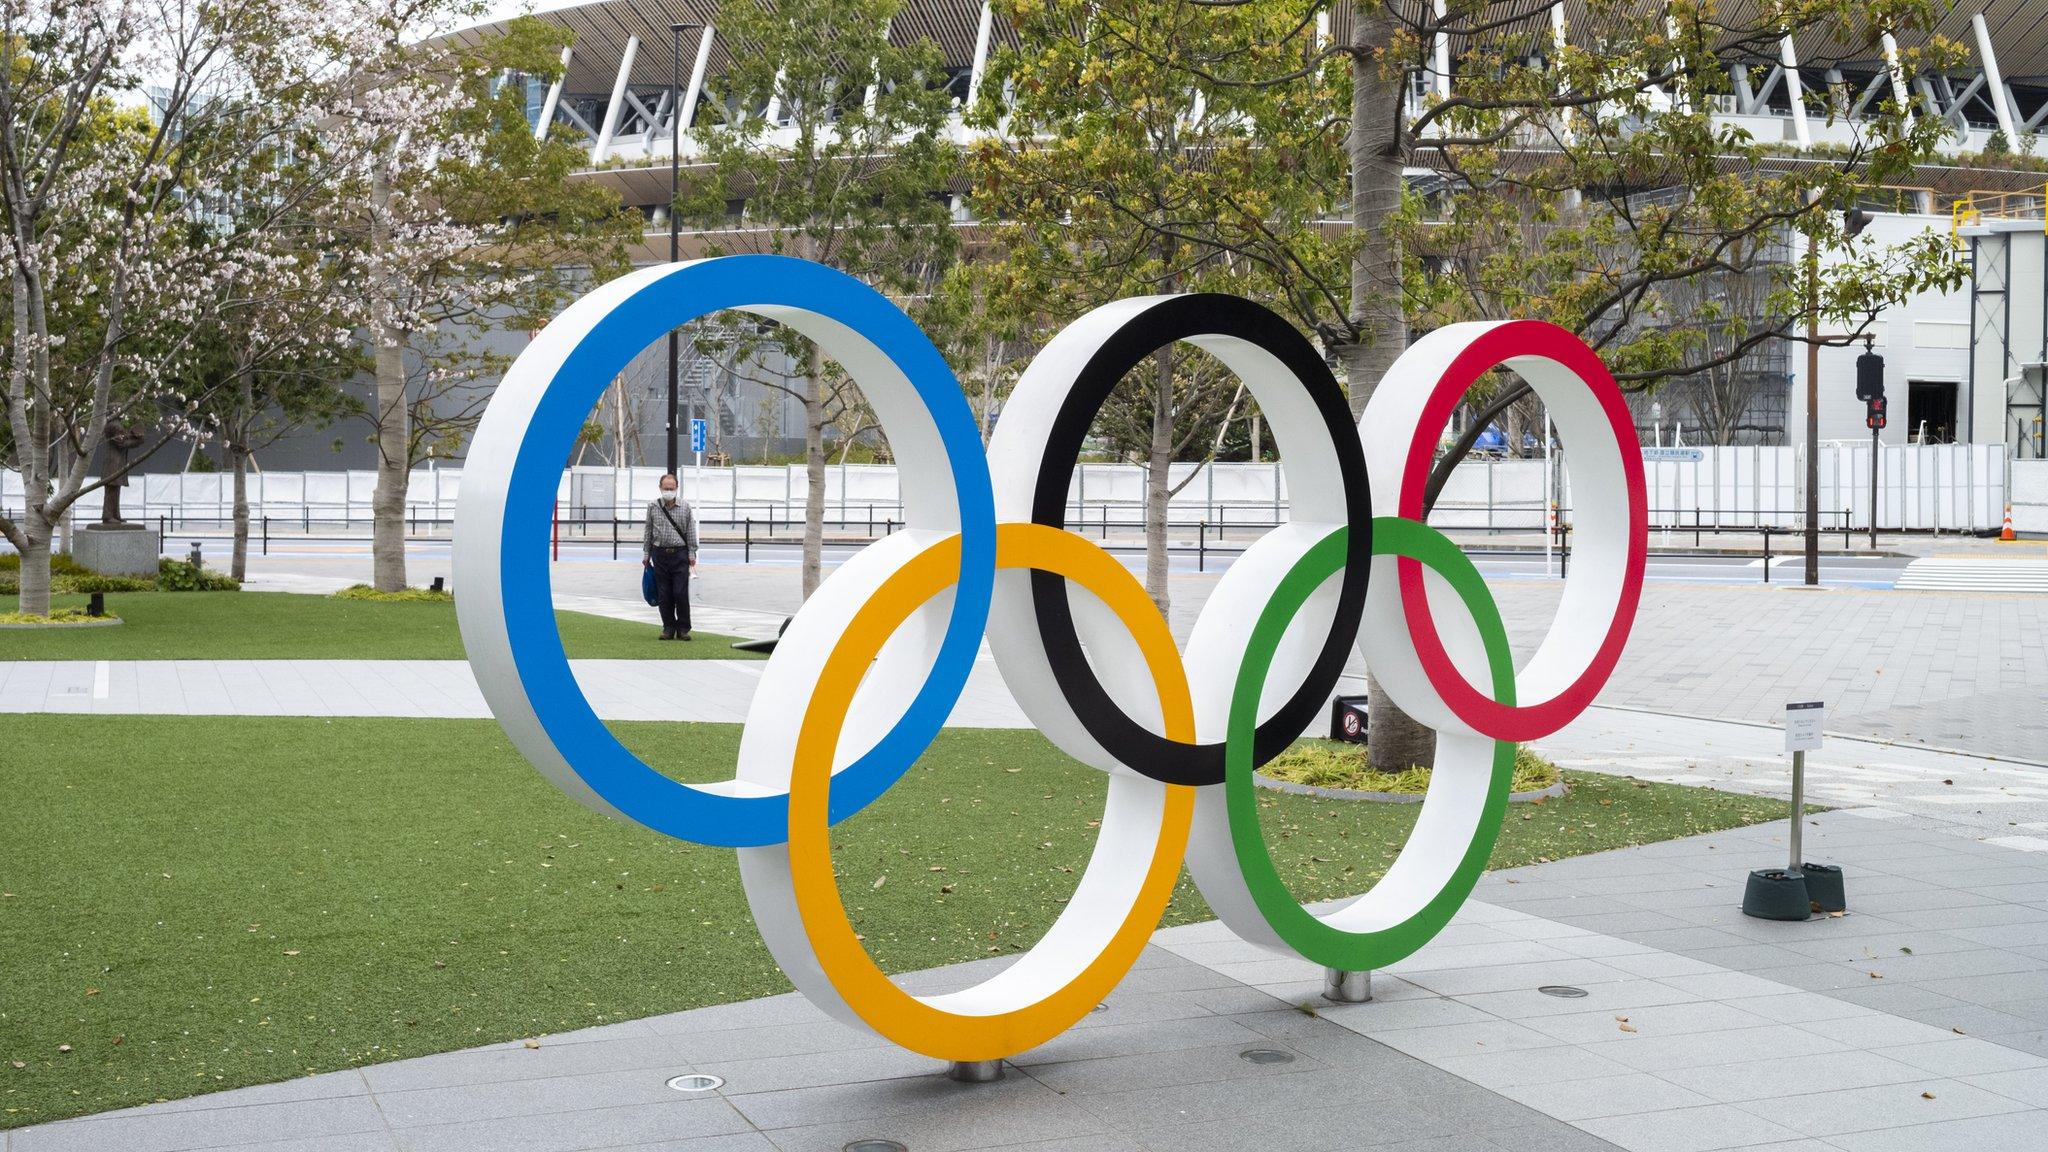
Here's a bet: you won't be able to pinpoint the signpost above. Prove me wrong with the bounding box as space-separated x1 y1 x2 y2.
1784 700 1823 869
1743 699 1845 919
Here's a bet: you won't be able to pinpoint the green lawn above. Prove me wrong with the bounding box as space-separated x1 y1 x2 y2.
0 592 760 660
0 714 1798 1128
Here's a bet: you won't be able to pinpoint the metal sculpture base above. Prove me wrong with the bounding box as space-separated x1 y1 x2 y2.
1322 967 1373 1003
946 1059 1004 1083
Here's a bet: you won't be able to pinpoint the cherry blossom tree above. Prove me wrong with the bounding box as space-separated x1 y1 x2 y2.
1 0 333 616
316 0 633 593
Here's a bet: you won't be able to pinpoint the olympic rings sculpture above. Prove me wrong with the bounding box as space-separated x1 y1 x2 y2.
455 254 1647 1062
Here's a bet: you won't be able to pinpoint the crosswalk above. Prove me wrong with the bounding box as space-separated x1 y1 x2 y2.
1893 557 2048 592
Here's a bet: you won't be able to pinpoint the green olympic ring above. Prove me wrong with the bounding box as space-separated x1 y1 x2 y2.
1224 516 1518 971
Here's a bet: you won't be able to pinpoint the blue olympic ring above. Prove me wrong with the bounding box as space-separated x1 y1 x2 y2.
488 255 995 847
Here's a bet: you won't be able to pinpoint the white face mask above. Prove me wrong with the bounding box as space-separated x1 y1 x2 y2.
661 489 679 504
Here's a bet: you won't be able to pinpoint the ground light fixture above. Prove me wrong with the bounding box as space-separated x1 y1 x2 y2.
665 1073 722 1092
1537 985 1590 999
455 254 1649 1070
843 1141 908 1152
1239 1048 1297 1066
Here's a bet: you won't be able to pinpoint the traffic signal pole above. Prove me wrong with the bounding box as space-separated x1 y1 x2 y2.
1804 238 1820 587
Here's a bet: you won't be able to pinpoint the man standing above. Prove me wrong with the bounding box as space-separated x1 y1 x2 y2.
643 474 698 640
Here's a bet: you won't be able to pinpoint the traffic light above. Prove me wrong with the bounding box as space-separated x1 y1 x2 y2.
1866 394 1887 430
1855 350 1886 401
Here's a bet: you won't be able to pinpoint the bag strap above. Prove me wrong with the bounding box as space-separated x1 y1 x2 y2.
657 500 688 540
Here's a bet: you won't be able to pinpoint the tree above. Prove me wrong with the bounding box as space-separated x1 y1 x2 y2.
180 240 365 581
684 0 960 600
1097 0 1965 773
1 0 333 616
920 259 1034 443
972 0 1348 614
321 1 635 592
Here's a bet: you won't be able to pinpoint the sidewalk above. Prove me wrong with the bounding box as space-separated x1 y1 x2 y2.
10 811 2048 1152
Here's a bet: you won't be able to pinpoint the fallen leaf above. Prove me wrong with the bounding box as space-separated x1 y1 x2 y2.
1869 971 1885 980
1827 911 1845 918
9 1061 23 1069
1901 946 1914 954
523 1040 540 1050
1618 1022 1638 1033
110 1036 123 1046
872 876 886 889
84 988 98 997
1952 1027 1966 1035
939 884 955 894
56 1045 71 1054
1922 1091 1936 1100
283 950 300 957
1942 779 1953 786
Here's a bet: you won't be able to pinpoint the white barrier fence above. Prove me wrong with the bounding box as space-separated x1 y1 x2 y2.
0 443 2016 534
2014 460 2048 535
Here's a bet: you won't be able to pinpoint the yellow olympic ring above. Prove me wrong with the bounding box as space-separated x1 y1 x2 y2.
786 523 1195 1061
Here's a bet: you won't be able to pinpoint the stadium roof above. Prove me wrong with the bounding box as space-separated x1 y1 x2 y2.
450 0 2048 90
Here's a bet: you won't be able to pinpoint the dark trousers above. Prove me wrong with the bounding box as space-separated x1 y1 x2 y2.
652 546 691 635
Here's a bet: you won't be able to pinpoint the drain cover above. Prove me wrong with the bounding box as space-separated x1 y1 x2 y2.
1239 1048 1296 1065
666 1073 724 1092
1537 985 1590 999
844 1141 909 1152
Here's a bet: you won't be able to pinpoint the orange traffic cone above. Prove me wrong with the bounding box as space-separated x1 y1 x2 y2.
2001 504 2017 542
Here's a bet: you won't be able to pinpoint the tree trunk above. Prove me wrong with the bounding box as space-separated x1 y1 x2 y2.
801 343 826 600
371 331 410 592
231 444 250 583
1344 5 1436 776
17 509 54 618
1145 345 1174 617
368 158 409 593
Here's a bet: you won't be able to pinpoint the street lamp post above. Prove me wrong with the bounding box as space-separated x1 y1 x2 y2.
665 20 701 476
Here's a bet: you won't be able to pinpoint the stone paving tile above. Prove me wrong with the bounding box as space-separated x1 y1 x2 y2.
1571 1103 1805 1152
1519 1000 1778 1046
360 1034 694 1094
1008 1016 1274 1068
1020 1039 1326 1098
1734 1077 2030 1137
10 1096 389 1152
1653 1049 1932 1104
1429 1044 1641 1090
389 1097 752 1152
1961 1064 2048 1108
1494 1073 1717 1122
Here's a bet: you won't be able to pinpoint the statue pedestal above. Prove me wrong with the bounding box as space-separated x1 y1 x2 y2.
74 523 161 578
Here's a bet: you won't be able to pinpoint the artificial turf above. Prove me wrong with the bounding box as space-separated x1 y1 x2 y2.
0 592 759 660
0 714 1799 1128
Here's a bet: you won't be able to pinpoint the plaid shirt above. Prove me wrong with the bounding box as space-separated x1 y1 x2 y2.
643 498 698 561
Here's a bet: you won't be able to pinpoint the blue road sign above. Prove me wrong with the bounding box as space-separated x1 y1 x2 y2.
690 418 707 453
